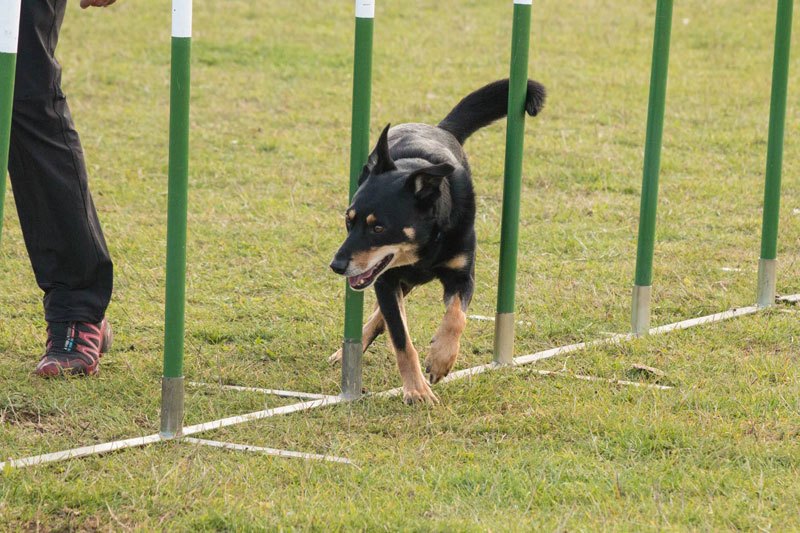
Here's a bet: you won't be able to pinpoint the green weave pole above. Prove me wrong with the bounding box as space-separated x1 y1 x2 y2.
493 0 532 365
631 0 673 335
341 1 375 399
757 0 793 308
163 35 191 380
161 0 192 438
0 0 22 246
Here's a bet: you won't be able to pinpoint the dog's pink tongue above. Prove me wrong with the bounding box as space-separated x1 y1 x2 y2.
348 272 368 287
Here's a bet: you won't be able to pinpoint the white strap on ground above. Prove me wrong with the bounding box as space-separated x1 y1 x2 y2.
467 314 533 326
188 381 334 400
529 369 672 390
184 438 353 465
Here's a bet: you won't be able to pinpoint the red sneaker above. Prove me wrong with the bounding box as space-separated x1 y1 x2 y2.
34 319 113 377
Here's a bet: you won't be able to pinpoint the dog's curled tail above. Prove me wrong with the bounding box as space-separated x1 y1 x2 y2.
437 78 546 145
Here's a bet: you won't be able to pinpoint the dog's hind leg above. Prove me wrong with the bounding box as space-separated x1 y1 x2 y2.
425 271 473 384
328 303 385 364
375 278 438 405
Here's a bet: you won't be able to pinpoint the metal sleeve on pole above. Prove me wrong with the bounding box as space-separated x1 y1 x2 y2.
631 0 673 335
0 0 22 246
341 1 375 399
159 376 185 438
757 0 793 307
494 0 532 364
162 0 192 437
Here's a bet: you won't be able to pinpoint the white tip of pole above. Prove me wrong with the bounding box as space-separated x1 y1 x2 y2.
355 0 375 19
513 0 533 5
172 0 193 38
0 0 22 54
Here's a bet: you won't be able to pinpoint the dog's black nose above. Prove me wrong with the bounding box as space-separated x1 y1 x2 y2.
330 256 348 275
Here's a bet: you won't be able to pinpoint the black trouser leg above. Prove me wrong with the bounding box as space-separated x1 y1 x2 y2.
8 0 113 323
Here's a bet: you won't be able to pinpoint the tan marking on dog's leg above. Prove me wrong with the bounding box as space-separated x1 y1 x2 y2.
444 254 469 270
424 295 466 384
403 227 415 240
329 303 385 364
328 347 344 364
392 291 438 404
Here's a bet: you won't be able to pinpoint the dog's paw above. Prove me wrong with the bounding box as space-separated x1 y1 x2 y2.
328 348 343 365
424 335 459 385
402 380 439 405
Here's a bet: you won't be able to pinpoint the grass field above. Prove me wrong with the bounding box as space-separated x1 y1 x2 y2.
2 0 799 530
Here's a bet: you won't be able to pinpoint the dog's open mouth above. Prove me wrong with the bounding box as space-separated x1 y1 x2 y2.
348 254 394 290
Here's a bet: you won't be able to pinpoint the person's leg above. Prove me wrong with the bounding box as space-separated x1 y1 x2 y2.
8 0 113 325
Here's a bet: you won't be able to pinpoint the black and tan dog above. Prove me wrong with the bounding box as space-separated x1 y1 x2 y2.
329 79 546 404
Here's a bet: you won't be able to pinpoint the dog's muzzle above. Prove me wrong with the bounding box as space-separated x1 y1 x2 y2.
329 250 395 291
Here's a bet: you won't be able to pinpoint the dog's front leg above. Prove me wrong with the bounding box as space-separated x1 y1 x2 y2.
375 279 438 405
425 273 473 384
328 303 385 364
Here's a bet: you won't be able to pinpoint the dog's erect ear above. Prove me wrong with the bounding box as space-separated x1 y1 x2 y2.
406 163 455 203
366 124 396 175
357 164 370 186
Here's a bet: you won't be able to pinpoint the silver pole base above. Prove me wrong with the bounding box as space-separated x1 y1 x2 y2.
756 258 777 308
159 376 185 438
340 339 362 400
493 312 516 365
631 285 652 336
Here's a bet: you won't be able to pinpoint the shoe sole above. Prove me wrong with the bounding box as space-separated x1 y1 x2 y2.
35 358 99 377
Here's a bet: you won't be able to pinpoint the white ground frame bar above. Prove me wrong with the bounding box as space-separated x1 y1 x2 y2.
0 396 345 469
3 297 795 471
777 294 800 304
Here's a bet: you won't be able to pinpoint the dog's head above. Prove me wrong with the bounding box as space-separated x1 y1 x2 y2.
330 124 455 290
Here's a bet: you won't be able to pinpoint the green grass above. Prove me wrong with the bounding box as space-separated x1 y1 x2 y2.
1 0 799 529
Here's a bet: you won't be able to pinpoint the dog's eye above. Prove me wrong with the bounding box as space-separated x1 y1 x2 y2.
345 218 352 231
372 225 384 234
